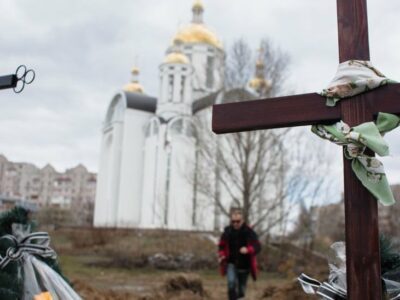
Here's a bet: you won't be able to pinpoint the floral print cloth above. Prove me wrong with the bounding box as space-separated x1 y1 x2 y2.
312 113 400 206
322 60 393 107
313 60 400 206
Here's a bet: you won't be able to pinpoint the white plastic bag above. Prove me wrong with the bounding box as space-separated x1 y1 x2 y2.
0 224 82 300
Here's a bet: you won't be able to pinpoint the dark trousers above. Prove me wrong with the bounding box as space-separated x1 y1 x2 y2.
227 263 249 300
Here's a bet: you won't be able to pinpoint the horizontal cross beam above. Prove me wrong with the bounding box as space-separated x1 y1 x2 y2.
212 83 400 134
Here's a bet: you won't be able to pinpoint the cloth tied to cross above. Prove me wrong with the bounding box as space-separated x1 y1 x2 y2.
0 232 56 269
312 60 400 206
322 60 393 107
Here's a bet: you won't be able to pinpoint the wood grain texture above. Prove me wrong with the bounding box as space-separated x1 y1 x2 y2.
368 84 400 115
212 84 400 134
337 0 370 62
212 93 341 134
337 0 382 298
341 96 382 300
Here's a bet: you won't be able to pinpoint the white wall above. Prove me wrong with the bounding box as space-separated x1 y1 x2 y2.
182 43 224 99
140 129 159 228
116 109 152 227
94 95 125 227
167 135 196 230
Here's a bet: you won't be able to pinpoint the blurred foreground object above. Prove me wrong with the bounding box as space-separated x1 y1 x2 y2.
0 207 81 300
298 236 400 299
0 65 35 93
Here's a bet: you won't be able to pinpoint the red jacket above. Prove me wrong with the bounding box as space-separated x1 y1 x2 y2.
218 224 261 281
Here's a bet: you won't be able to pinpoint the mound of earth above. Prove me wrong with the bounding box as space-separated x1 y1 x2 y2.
261 281 313 300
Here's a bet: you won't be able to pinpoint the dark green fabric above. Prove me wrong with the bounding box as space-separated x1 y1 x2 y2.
0 207 68 299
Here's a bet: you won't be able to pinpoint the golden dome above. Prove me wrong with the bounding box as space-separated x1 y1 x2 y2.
164 52 190 64
256 60 264 68
193 0 204 10
131 67 140 75
123 82 144 93
173 23 222 49
249 78 271 92
123 66 144 93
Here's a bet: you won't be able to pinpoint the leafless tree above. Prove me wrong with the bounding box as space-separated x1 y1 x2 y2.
191 39 334 237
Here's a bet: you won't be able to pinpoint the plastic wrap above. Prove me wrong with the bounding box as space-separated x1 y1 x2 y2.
22 254 82 300
298 241 400 299
327 242 347 292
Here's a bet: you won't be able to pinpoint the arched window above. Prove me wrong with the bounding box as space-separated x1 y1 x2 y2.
145 117 160 137
206 56 215 88
168 117 197 138
169 118 183 136
168 74 174 102
105 95 125 128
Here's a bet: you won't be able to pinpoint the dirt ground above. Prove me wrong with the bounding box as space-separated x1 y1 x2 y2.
60 254 310 300
49 228 319 300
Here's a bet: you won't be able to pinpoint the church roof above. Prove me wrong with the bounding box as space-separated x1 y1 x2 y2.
192 90 222 114
192 88 255 114
173 23 222 49
124 91 157 113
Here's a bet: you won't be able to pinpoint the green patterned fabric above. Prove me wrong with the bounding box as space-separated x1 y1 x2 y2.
313 60 399 206
312 113 400 206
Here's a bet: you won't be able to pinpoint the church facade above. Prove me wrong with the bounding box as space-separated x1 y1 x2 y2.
94 1 227 230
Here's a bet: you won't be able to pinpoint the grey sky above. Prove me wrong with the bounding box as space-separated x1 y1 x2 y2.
0 0 399 185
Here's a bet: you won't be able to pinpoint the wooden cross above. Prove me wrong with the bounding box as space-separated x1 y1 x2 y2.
212 0 400 299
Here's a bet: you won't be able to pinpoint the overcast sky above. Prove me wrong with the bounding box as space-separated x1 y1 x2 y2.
0 0 399 186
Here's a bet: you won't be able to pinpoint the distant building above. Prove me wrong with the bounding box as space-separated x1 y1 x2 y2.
94 0 273 231
95 0 224 230
0 154 96 213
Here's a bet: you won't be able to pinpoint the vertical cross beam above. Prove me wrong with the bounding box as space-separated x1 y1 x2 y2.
337 0 382 298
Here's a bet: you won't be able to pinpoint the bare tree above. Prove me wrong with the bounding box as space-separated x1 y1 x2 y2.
192 39 333 237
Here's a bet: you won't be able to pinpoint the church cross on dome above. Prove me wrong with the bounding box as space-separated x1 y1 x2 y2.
192 0 204 24
123 67 144 93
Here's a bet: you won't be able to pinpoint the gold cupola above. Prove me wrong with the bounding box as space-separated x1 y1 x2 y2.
164 39 190 64
192 0 204 12
249 47 272 96
123 67 144 93
172 0 223 49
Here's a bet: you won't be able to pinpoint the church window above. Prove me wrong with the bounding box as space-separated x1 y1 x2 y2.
170 119 183 135
145 118 159 137
168 74 174 102
206 56 214 88
180 76 185 102
184 121 196 138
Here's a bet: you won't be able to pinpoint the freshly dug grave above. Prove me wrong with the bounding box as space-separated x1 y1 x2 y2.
72 274 210 300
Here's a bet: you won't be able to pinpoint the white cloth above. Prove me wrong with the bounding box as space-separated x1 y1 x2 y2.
321 60 392 106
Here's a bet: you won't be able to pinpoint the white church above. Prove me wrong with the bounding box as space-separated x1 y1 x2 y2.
94 1 269 231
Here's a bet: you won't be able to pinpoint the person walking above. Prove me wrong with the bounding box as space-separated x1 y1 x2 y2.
218 210 261 300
